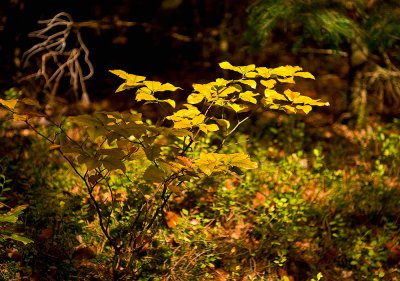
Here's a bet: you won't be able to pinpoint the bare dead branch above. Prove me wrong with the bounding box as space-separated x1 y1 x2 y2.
22 12 94 105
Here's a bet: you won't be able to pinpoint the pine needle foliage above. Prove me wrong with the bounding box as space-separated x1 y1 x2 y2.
246 0 400 56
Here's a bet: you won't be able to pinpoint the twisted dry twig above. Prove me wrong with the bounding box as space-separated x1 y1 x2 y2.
22 12 94 105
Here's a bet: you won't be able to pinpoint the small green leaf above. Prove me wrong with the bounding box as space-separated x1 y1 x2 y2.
9 234 33 245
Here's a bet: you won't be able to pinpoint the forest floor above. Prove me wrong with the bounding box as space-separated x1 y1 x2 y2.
1 105 399 280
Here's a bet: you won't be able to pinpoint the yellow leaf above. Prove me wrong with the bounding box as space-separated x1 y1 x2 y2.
110 69 146 81
219 61 240 72
293 95 330 106
238 79 257 89
194 153 223 176
239 91 258 104
12 113 27 121
206 123 219 132
296 105 312 114
283 105 297 113
143 81 181 92
219 86 240 97
227 103 248 112
214 78 231 87
260 79 277 89
214 118 230 129
219 62 256 75
159 99 176 108
284 89 301 101
192 114 205 125
271 65 302 77
136 92 157 101
187 93 205 104
245 72 258 78
172 119 192 129
223 153 258 169
49 144 61 150
264 89 287 101
256 67 271 78
277 76 295 84
295 71 315 79
0 99 18 110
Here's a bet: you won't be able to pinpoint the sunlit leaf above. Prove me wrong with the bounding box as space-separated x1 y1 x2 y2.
296 105 312 114
264 89 287 101
238 79 257 89
223 153 258 169
12 114 28 121
0 99 18 109
295 71 315 79
239 91 259 104
260 79 277 89
136 92 157 102
187 93 205 104
219 62 256 75
206 123 219 132
143 81 181 92
219 61 240 72
271 65 302 77
159 99 176 108
245 72 258 78
256 67 271 78
283 105 297 113
219 86 240 97
284 89 301 101
226 103 248 112
110 70 146 83
214 118 230 129
277 77 295 83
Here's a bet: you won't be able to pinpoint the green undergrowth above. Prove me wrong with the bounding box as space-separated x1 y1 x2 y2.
1 114 399 280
